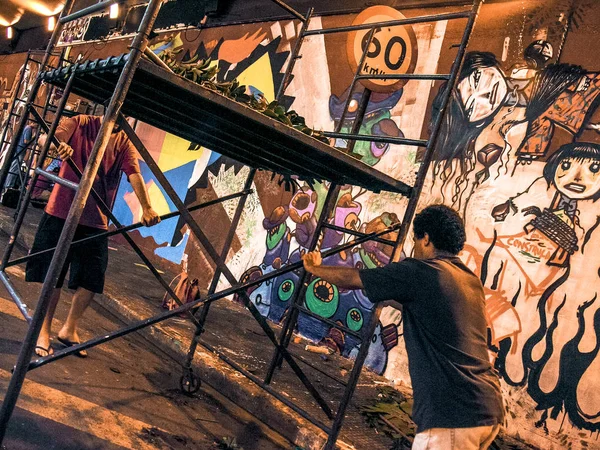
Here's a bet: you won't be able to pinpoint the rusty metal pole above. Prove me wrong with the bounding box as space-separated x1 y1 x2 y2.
0 0 164 443
0 0 76 191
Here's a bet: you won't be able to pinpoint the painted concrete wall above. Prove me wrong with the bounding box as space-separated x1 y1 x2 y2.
99 3 600 448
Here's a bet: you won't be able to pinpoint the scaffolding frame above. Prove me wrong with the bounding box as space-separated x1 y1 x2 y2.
0 0 483 447
0 51 62 204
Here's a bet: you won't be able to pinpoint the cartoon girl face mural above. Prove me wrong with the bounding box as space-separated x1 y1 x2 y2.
457 59 508 123
548 144 600 201
431 52 508 211
513 142 600 267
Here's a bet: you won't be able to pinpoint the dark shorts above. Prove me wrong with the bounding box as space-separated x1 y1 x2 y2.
25 213 108 294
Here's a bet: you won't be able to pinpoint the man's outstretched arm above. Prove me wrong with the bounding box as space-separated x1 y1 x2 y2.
302 250 363 290
129 173 161 227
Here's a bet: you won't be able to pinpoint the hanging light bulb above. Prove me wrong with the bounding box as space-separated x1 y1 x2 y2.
47 16 56 31
109 3 119 19
7 27 13 39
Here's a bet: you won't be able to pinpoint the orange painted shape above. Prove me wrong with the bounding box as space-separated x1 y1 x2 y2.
346 6 418 93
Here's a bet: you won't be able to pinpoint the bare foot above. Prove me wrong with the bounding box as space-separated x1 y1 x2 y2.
57 328 80 343
57 329 87 358
35 334 53 357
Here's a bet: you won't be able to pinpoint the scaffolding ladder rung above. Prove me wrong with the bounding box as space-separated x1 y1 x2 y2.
322 223 397 246
304 10 472 36
59 0 115 24
356 73 451 81
0 271 32 322
13 98 44 109
34 168 78 190
323 131 428 148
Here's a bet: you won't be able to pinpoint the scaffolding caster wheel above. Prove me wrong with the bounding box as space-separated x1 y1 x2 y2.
180 368 201 395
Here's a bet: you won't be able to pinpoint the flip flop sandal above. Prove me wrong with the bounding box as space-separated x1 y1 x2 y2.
57 336 88 358
34 345 54 358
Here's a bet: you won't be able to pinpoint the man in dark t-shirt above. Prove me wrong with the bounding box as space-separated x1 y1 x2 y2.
302 205 504 450
26 114 161 358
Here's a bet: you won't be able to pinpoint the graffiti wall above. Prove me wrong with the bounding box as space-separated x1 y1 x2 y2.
413 1 600 448
53 1 600 448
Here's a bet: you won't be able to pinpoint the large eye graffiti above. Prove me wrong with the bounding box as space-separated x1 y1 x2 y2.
590 162 600 174
346 308 364 332
278 278 295 302
348 99 359 113
266 223 286 250
370 140 389 159
305 278 339 318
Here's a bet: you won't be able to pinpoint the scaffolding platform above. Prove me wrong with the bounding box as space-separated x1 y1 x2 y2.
40 55 412 195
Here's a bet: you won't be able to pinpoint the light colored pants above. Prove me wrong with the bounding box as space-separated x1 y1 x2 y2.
412 423 501 450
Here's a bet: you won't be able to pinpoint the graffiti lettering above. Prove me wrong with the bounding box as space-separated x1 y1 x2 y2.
506 237 552 260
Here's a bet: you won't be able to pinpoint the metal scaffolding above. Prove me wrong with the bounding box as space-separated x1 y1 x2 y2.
0 50 64 213
0 0 483 447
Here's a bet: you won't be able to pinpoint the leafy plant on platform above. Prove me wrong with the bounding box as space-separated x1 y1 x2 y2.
159 49 329 144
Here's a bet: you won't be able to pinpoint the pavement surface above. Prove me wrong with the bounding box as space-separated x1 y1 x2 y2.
0 207 291 450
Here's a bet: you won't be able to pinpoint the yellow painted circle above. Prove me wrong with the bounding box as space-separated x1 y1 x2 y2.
346 6 418 93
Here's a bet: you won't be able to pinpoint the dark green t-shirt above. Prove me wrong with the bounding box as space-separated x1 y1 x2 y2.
359 256 504 432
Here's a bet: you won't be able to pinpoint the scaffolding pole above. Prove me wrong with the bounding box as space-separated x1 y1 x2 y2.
0 0 164 442
0 0 77 192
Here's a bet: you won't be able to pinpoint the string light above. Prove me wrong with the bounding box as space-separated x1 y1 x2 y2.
47 16 56 31
7 27 13 39
109 3 119 19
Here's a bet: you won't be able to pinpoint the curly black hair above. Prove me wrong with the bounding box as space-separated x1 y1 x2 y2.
413 204 466 255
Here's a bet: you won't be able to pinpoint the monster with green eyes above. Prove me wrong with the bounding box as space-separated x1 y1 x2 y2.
329 87 404 167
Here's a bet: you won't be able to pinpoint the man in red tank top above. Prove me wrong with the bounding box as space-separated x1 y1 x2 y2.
27 114 161 357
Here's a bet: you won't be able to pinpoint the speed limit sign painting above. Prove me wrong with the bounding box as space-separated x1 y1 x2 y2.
346 6 418 93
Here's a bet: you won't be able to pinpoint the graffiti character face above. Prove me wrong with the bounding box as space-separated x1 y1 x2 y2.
457 66 507 123
266 222 286 250
341 112 403 166
334 193 362 229
329 88 404 167
554 157 600 200
289 188 317 224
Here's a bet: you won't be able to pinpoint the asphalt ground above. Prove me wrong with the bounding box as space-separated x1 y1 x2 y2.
0 248 290 450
